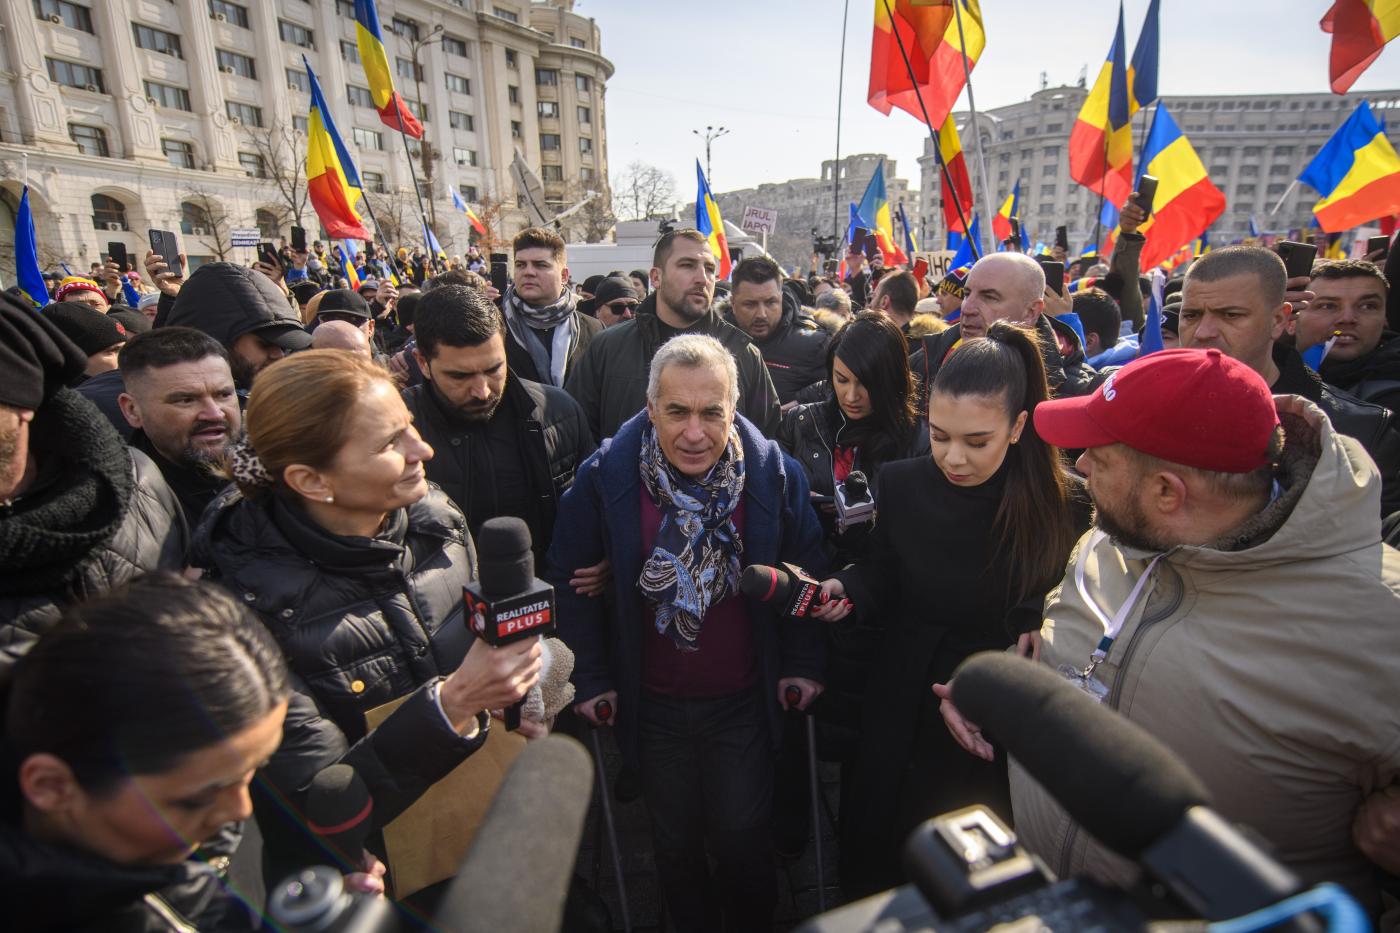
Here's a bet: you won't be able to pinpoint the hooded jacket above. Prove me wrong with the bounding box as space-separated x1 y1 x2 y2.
0 389 187 667
908 313 1097 403
1321 331 1400 416
191 487 488 880
1011 397 1400 914
163 262 307 354
544 411 826 770
563 292 781 441
725 290 829 404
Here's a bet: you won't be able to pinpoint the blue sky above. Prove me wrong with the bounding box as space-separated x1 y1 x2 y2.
581 0 1400 200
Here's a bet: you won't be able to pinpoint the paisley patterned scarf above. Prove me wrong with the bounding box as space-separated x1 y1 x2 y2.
638 422 745 651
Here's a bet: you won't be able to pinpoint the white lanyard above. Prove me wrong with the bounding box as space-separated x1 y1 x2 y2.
1072 529 1165 678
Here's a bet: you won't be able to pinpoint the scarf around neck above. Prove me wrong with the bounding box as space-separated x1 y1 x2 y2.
637 422 745 651
502 285 577 388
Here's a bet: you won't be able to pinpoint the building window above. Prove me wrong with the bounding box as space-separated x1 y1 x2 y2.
505 49 518 69
579 136 592 154
1038 203 1055 216
577 105 591 125
35 0 93 32
511 120 522 139
292 115 308 134
91 193 126 228
208 0 247 28
162 138 194 169
256 209 279 238
391 16 419 41
1243 146 1264 156
541 164 563 181
47 58 104 93
443 36 468 57
540 133 560 151
445 73 470 94
492 6 518 23
1040 184 1056 197
580 167 594 182
238 152 266 178
538 101 558 118
396 57 422 82
335 0 354 16
144 81 191 111
406 100 428 122
507 85 519 105
1267 183 1287 196
225 100 263 126
449 111 474 131
363 171 385 193
180 200 213 235
1240 165 1259 177
352 127 382 150
570 37 587 49
1269 164 1291 176
132 23 181 57
340 40 360 64
216 49 255 79
454 147 478 166
459 184 478 202
535 68 558 86
347 85 374 108
286 68 310 92
278 20 313 49
1042 145 1060 157
1041 163 1056 176
575 74 592 92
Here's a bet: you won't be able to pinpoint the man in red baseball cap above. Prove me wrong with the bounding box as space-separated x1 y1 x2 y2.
938 346 1400 915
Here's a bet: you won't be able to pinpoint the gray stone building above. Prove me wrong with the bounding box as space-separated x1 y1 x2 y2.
0 0 611 278
919 84 1400 252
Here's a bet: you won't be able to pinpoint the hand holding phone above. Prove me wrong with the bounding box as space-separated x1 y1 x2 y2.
1038 259 1065 296
1277 240 1318 280
291 226 307 252
107 241 130 272
1366 234 1390 263
1134 175 1159 215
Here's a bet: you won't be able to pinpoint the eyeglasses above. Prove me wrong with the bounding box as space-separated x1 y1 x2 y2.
606 300 638 312
317 312 366 325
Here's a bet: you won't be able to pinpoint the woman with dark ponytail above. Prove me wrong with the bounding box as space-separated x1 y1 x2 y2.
813 320 1088 895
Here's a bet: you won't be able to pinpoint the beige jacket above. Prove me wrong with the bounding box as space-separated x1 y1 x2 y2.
1011 396 1400 912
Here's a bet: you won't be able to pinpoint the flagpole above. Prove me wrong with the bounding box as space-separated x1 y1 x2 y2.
1269 179 1300 217
1092 131 1110 250
833 0 851 242
879 0 980 259
950 0 994 256
395 126 439 275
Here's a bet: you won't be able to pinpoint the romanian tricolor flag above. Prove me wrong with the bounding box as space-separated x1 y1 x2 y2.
304 58 371 241
1127 0 1160 111
354 0 423 139
14 186 48 308
1125 105 1225 272
1069 3 1135 207
992 180 1020 244
869 0 984 130
695 160 731 279
857 160 908 266
897 200 919 257
337 243 362 292
937 115 974 235
1321 1 1400 93
1298 100 1400 233
451 188 488 235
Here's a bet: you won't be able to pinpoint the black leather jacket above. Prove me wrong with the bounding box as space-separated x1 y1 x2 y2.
725 290 830 404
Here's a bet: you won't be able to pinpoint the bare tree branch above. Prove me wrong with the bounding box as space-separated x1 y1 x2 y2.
611 161 676 222
241 125 308 230
181 188 233 261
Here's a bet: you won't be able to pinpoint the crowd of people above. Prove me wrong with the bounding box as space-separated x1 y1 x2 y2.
1 187 1399 932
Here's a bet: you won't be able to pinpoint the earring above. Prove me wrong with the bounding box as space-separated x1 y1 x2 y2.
324 495 334 503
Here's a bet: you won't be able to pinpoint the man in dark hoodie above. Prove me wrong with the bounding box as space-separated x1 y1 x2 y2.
163 262 311 393
1297 259 1400 415
725 256 827 404
565 228 781 441
0 296 186 664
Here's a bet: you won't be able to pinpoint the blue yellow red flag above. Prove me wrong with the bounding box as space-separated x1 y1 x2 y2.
14 187 48 308
856 160 908 265
1297 100 1400 233
354 0 424 139
304 58 371 241
694 160 732 279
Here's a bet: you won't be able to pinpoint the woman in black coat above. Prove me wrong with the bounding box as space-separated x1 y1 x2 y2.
193 350 543 882
814 322 1089 895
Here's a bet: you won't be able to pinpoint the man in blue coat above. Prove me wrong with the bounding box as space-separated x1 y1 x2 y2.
547 333 826 933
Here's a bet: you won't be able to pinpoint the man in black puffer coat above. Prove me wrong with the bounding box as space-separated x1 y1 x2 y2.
402 285 595 560
0 296 187 666
723 256 829 404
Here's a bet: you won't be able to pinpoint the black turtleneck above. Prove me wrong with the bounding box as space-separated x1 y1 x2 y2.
130 430 226 529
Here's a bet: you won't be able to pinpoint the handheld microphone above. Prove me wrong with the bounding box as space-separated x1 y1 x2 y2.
951 653 1313 926
304 764 374 872
739 562 827 619
438 735 594 932
464 517 556 730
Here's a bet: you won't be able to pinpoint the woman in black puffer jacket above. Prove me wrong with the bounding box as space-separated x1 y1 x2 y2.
192 350 542 883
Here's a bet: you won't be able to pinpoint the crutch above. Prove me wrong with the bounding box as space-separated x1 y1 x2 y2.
590 699 632 932
786 684 826 912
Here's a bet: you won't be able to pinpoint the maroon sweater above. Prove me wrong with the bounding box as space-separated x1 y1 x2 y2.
639 491 756 698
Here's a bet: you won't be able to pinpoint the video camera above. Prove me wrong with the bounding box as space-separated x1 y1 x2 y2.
798 653 1361 933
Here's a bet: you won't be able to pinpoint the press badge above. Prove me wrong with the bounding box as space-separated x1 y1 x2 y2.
1058 663 1109 703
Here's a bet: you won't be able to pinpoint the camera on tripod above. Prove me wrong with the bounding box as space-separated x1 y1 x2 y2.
835 470 875 531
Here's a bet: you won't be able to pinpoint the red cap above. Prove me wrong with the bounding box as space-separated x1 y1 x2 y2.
1034 348 1280 473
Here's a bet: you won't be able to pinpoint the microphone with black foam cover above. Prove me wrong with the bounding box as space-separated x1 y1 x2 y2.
950 652 1314 927
437 734 594 933
739 562 827 619
464 516 556 730
304 763 374 873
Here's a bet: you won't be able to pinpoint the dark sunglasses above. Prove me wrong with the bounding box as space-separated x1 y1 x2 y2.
317 312 367 325
606 300 638 312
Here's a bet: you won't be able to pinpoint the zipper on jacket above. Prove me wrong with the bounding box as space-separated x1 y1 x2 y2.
143 893 199 933
1053 558 1184 876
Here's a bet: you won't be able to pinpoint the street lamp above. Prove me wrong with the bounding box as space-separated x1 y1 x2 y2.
692 125 730 188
